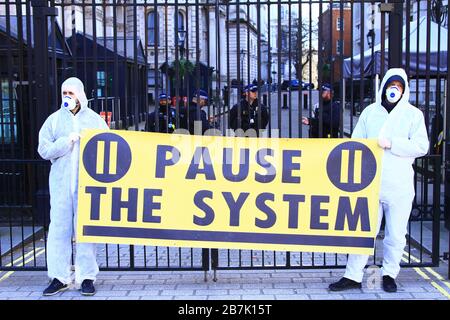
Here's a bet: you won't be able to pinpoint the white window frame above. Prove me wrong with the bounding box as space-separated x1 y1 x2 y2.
336 39 343 55
337 17 343 31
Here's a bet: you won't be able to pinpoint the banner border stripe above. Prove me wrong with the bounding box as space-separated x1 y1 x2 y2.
83 226 375 248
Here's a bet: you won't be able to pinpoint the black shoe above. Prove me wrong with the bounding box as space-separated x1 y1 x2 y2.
382 275 397 293
329 277 362 292
43 278 68 296
80 279 96 296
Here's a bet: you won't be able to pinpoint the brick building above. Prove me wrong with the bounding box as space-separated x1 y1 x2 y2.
318 4 352 84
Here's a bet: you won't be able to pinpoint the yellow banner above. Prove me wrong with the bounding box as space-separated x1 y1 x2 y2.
77 130 382 255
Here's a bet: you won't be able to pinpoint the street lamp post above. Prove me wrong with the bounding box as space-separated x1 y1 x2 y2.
367 29 376 101
271 70 277 92
240 49 247 86
177 29 187 104
177 30 186 59
366 29 375 49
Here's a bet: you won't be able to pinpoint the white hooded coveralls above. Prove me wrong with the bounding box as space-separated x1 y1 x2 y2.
344 68 429 282
38 77 109 285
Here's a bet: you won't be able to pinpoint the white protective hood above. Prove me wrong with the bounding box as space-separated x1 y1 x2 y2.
60 77 88 111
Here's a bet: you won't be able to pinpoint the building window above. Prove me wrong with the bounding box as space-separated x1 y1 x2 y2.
97 71 105 97
336 40 343 55
148 70 156 87
147 11 158 46
202 8 208 49
337 17 343 31
0 79 17 144
178 11 185 33
148 70 163 89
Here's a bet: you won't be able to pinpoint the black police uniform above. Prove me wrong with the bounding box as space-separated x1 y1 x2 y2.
308 100 340 138
146 104 177 133
179 103 210 135
229 98 269 133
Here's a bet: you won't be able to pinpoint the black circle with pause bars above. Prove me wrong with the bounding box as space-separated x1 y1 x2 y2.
82 132 132 183
326 141 377 192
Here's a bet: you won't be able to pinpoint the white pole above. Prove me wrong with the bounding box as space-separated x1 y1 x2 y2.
443 79 447 179
375 74 380 104
342 78 346 135
342 78 346 107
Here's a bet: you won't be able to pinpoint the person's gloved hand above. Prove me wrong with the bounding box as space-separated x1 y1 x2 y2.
378 137 392 149
68 132 81 144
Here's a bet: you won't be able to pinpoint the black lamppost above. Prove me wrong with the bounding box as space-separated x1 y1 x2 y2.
271 70 277 92
240 49 247 83
176 29 187 101
177 29 186 59
367 29 376 101
366 29 375 49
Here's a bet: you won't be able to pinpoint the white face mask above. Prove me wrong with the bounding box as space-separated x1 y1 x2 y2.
61 95 77 110
386 86 402 104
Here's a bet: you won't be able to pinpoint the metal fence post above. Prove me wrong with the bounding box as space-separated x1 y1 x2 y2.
388 0 403 68
445 0 450 280
432 156 442 266
202 248 210 282
211 248 218 282
31 1 58 229
303 92 308 110
31 0 58 143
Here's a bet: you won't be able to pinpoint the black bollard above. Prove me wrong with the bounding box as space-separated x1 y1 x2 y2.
282 93 288 109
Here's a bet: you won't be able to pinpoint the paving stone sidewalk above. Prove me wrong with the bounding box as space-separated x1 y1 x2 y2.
1 263 449 300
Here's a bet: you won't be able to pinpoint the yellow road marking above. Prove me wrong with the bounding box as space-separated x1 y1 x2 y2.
0 272 14 283
402 251 420 263
431 282 450 299
402 251 449 283
0 247 46 283
424 267 450 291
413 267 431 280
425 267 445 281
3 247 43 267
401 251 450 300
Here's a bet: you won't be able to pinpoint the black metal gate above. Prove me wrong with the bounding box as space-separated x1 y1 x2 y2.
0 0 448 277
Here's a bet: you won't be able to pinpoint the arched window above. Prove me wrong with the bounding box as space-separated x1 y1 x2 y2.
178 11 185 32
177 11 186 49
147 11 158 46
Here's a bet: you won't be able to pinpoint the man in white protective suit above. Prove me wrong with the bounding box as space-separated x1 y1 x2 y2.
328 68 429 293
38 77 109 296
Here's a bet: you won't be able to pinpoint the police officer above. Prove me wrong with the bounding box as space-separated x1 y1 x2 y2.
302 83 340 138
180 89 210 135
146 93 176 133
229 83 269 135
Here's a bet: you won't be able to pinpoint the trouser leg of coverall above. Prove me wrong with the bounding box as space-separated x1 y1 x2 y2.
47 193 73 285
343 203 384 283
381 195 413 279
343 196 413 283
73 191 99 285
